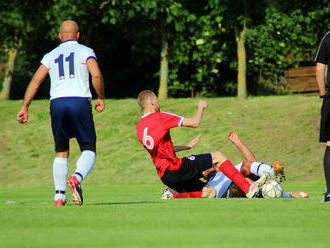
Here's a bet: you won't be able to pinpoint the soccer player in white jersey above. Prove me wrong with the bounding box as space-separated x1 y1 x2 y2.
17 20 105 206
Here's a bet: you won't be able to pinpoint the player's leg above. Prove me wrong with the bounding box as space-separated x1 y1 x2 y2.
206 170 234 198
67 98 97 205
241 160 285 182
67 146 96 206
161 153 211 194
323 142 330 201
68 145 96 206
50 99 71 207
319 97 330 202
211 151 267 198
284 192 309 198
72 98 96 184
168 186 216 199
72 144 96 183
241 161 274 177
53 148 69 206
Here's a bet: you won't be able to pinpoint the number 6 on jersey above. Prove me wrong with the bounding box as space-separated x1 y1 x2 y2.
143 128 154 150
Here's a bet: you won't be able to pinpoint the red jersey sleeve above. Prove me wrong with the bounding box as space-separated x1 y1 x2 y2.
160 112 184 130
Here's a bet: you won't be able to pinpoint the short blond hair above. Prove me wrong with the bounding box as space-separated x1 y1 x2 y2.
137 90 156 109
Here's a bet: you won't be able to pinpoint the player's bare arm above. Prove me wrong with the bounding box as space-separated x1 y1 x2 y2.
182 100 208 128
87 58 105 112
316 62 327 97
228 130 256 162
173 134 202 152
17 65 49 123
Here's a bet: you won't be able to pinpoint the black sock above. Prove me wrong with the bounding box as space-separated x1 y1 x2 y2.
323 146 330 194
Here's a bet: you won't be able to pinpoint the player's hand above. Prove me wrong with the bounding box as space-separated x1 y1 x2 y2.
202 167 217 180
198 100 208 110
187 134 202 149
228 130 240 143
95 98 105 113
17 107 28 123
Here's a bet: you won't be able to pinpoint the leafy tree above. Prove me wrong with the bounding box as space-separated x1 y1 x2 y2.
246 4 330 93
207 0 268 98
0 2 24 99
0 1 52 100
100 0 191 99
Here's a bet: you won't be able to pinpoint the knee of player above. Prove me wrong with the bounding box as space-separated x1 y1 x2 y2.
202 186 217 198
209 187 217 198
79 142 96 153
211 151 226 165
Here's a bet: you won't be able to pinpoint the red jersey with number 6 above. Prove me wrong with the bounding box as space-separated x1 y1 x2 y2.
136 112 184 178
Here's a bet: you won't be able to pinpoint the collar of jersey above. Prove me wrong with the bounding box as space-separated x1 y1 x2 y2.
60 40 78 46
142 112 154 118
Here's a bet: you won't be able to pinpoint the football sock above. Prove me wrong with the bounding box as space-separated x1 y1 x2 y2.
250 161 275 177
173 191 203 198
323 146 330 194
53 157 68 201
219 160 251 194
74 150 96 183
281 192 294 198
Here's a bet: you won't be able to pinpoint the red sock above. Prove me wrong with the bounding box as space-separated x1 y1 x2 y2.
188 191 203 198
173 191 203 198
219 160 251 194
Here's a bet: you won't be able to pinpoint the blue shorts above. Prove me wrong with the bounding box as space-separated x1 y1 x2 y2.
50 97 96 151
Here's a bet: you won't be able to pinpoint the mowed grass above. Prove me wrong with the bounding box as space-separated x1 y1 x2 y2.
1 95 330 247
0 95 326 187
1 182 330 248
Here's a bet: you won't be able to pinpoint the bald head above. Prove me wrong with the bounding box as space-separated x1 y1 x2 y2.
59 20 79 42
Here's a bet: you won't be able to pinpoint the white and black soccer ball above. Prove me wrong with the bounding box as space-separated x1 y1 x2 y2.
261 179 283 198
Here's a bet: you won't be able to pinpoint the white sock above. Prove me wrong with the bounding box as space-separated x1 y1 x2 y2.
74 150 96 183
250 161 275 177
53 157 68 201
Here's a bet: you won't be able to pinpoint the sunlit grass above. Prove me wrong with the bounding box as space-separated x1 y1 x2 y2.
0 95 325 187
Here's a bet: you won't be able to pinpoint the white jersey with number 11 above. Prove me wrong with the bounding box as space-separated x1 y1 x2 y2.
41 40 96 100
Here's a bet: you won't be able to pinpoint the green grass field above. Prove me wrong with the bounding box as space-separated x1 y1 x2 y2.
1 95 330 247
1 183 329 248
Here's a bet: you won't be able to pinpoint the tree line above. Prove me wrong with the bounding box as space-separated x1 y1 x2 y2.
0 0 329 100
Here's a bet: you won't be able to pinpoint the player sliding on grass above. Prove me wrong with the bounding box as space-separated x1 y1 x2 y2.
17 20 105 207
136 90 268 199
162 130 309 199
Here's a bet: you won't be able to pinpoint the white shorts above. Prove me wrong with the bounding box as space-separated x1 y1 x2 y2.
206 163 243 198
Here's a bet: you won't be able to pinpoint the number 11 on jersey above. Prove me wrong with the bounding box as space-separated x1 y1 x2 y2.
54 52 75 80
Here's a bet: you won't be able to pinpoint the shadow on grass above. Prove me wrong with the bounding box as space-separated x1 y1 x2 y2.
85 201 162 206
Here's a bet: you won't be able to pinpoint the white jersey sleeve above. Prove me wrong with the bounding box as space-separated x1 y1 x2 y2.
83 47 97 63
41 53 51 69
41 40 97 100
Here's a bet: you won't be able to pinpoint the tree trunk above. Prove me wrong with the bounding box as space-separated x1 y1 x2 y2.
158 12 168 100
0 48 18 100
236 24 247 99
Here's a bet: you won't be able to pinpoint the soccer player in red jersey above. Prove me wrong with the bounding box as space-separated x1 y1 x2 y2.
136 90 267 198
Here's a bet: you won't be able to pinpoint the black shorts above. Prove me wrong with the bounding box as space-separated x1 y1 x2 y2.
320 95 330 142
161 153 212 193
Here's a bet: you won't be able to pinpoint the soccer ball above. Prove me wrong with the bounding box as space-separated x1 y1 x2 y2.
261 179 283 198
